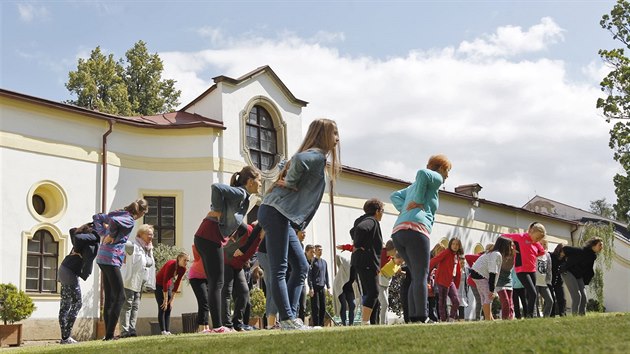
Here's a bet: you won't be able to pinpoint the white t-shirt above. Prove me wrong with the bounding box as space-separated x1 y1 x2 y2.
472 251 503 279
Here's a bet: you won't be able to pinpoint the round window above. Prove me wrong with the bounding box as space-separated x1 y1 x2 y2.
27 181 67 222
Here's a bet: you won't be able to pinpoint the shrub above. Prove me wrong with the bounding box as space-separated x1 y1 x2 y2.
250 288 266 317
0 283 36 325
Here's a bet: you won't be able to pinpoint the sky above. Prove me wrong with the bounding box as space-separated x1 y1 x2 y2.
0 0 624 211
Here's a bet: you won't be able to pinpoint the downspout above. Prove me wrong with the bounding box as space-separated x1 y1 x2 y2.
329 183 338 275
98 119 114 337
101 119 114 212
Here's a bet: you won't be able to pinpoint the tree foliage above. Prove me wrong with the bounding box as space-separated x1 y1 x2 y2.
599 0 630 223
65 41 181 116
579 221 615 311
589 197 617 220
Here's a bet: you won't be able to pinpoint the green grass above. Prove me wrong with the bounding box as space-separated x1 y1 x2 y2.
14 313 630 353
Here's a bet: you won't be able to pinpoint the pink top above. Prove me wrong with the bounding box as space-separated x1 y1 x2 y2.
503 233 545 273
188 245 206 280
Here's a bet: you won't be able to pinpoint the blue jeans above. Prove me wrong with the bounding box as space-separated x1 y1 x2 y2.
392 229 430 320
256 251 279 317
257 204 309 321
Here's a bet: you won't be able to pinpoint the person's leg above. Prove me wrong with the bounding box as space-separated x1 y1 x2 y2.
128 290 140 335
338 293 348 325
232 268 250 329
498 289 510 320
100 265 125 338
119 288 134 336
318 287 326 326
258 205 294 321
539 286 554 317
195 237 224 329
155 286 165 331
471 286 482 321
401 275 410 323
310 288 319 325
447 282 460 321
554 283 567 316
357 268 378 323
164 288 173 332
473 278 493 321
286 227 309 317
58 284 72 340
394 230 430 321
222 267 235 328
436 284 448 322
257 252 279 326
562 272 581 315
576 278 587 316
377 283 389 324
347 288 356 325
427 296 438 321
516 272 537 318
190 278 210 330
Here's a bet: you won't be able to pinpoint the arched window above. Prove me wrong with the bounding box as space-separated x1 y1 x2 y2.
246 105 277 171
26 229 59 293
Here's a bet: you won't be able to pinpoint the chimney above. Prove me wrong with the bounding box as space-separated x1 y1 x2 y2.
455 183 483 199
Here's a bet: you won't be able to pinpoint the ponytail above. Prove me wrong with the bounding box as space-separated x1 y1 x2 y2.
124 198 149 217
230 166 261 187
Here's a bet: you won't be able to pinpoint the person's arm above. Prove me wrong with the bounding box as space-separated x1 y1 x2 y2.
211 184 247 213
336 244 354 252
429 248 448 271
454 259 462 289
282 153 309 190
545 254 553 285
408 169 429 207
534 242 546 257
390 188 408 212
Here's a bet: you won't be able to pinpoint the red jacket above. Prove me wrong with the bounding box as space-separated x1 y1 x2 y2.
429 248 461 289
156 259 186 292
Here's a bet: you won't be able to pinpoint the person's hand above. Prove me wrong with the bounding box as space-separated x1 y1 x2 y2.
103 235 114 245
275 179 298 191
309 290 314 297
168 299 174 310
207 210 222 218
233 249 244 257
406 201 424 211
490 292 496 299
160 299 168 310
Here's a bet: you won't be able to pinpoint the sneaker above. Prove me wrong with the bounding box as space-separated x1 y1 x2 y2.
211 326 233 334
201 329 213 334
421 318 435 324
60 337 77 344
280 318 316 331
161 331 172 335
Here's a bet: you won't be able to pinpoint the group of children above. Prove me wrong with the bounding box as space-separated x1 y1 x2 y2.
57 118 604 344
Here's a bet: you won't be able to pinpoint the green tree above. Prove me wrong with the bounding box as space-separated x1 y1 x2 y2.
122 41 180 115
65 41 181 116
598 0 630 223
579 222 615 312
65 46 132 115
589 198 617 220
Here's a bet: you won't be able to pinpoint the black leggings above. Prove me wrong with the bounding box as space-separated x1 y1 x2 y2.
357 267 379 309
189 278 209 326
512 287 527 319
194 237 224 328
517 272 537 318
98 264 125 339
338 282 356 325
155 285 173 331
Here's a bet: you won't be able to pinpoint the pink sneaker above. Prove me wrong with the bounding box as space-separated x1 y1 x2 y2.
201 329 213 334
211 326 233 333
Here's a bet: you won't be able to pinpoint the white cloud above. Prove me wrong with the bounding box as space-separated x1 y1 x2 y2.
458 17 565 59
17 3 49 23
159 18 616 209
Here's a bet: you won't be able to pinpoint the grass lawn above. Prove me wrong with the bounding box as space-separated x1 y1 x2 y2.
13 313 630 353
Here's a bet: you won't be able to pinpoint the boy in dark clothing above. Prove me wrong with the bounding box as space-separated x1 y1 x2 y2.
308 245 329 326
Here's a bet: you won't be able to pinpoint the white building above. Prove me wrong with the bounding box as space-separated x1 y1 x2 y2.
1 66 628 340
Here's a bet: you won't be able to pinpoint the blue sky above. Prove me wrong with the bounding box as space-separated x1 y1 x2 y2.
1 1 623 211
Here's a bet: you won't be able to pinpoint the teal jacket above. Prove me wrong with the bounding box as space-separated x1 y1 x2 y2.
390 168 443 233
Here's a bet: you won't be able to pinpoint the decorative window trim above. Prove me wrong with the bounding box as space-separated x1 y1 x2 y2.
21 223 67 296
240 96 287 178
27 180 68 223
139 189 183 249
